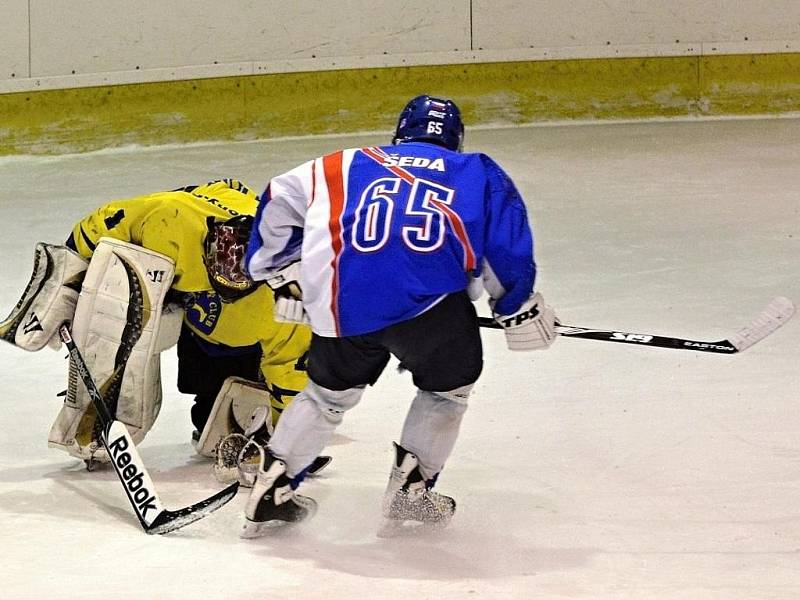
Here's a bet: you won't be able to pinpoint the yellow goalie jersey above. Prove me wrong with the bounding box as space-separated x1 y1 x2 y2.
66 179 311 412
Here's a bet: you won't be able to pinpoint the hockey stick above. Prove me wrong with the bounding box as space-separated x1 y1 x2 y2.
58 323 239 534
479 296 794 354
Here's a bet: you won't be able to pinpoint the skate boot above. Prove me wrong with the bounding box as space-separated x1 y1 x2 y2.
241 450 317 538
378 442 456 537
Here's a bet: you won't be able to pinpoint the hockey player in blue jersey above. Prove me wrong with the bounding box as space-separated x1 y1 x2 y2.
240 95 558 537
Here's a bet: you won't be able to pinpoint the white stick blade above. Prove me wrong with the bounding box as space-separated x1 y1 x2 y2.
105 420 166 527
728 296 795 351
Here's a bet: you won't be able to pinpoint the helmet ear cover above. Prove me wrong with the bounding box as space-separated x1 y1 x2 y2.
392 95 464 152
203 215 257 302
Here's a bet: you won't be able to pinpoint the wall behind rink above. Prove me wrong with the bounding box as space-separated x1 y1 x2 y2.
0 0 799 154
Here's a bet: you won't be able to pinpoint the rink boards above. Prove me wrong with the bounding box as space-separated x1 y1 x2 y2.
0 52 799 156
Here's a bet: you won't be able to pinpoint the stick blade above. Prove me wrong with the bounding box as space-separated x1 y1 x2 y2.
727 296 795 352
146 482 240 535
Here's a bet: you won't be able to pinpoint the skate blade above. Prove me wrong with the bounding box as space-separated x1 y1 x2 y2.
240 497 318 539
240 518 291 539
376 517 451 538
84 458 110 472
307 455 333 477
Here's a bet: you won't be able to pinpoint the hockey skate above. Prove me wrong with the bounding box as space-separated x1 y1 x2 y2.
378 442 456 538
241 450 317 538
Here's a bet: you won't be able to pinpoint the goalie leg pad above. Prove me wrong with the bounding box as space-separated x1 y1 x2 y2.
48 238 176 461
154 302 184 353
195 376 275 457
0 243 88 351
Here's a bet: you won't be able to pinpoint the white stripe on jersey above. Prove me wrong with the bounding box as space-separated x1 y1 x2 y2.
300 149 356 337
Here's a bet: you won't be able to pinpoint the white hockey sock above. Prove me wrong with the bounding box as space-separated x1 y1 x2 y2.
399 389 467 480
269 380 364 478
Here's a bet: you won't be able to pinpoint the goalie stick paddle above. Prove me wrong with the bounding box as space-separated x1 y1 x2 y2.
58 323 239 535
479 296 795 354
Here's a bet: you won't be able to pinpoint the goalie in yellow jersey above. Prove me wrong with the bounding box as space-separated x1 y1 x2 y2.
0 179 330 478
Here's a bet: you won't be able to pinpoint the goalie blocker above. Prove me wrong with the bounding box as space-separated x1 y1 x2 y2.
48 238 183 463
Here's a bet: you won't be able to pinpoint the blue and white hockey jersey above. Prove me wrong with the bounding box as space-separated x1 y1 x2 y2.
246 142 536 337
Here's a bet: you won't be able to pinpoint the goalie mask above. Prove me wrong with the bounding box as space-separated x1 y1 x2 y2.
203 215 256 302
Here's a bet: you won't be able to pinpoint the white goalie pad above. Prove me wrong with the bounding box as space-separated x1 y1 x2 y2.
48 238 179 462
195 376 274 458
0 243 89 351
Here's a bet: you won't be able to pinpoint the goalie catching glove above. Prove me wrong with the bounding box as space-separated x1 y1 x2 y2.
214 405 332 486
265 262 309 324
492 291 557 351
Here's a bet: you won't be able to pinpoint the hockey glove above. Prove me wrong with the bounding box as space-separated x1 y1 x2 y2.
492 292 557 351
265 262 309 324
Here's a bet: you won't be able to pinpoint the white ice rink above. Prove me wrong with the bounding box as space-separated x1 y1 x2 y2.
0 117 798 599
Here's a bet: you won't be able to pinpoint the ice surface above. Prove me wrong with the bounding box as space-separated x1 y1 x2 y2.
1 117 798 599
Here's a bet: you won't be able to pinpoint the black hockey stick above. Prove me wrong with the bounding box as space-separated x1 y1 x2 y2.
58 323 239 534
479 296 794 354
